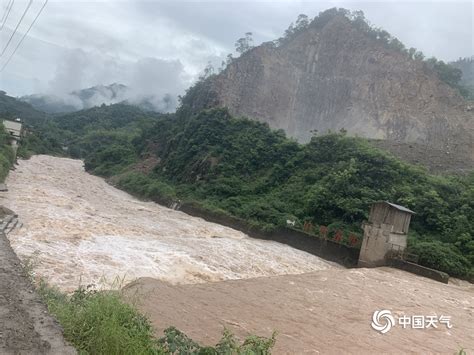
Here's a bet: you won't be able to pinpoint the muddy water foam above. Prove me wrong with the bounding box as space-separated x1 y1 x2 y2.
4 155 336 292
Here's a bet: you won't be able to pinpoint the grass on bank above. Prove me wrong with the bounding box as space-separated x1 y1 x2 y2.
37 281 276 355
0 123 15 182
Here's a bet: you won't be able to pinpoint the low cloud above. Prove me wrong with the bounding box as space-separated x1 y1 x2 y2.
130 57 187 95
37 50 190 112
48 48 90 94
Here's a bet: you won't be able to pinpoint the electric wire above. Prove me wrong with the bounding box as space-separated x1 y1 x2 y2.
0 0 15 32
0 0 47 73
0 0 33 59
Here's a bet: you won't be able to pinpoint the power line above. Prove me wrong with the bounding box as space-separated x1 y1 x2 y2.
0 0 13 24
0 0 12 25
0 0 15 32
0 0 48 73
0 0 32 59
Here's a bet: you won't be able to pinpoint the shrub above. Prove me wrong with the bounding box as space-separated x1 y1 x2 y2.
38 283 162 354
0 152 12 182
408 241 472 278
158 327 275 355
116 172 176 202
38 282 276 354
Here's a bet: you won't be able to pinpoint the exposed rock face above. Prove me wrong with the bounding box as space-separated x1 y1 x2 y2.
193 15 474 165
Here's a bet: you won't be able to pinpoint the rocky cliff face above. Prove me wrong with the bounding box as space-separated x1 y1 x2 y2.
190 14 474 166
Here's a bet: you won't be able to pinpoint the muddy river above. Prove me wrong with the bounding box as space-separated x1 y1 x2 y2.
3 155 336 292
3 155 473 353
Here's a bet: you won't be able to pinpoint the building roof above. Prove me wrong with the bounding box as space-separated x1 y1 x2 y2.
3 119 22 132
376 201 416 214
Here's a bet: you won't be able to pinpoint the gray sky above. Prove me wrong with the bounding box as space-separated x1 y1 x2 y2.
0 0 472 99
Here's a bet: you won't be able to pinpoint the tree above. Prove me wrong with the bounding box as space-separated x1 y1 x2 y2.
389 38 406 52
414 51 425 61
376 29 391 44
235 32 253 55
349 9 364 21
350 10 370 31
199 61 215 80
283 23 295 38
434 61 463 87
295 14 309 31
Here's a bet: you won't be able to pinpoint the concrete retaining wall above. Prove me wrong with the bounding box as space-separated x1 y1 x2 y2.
113 183 459 282
389 258 449 284
178 202 361 267
178 202 458 282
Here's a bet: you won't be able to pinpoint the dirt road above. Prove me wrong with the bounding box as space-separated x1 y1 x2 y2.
0 231 75 354
125 268 474 354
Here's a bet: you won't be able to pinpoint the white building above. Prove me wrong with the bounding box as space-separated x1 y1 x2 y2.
3 118 23 153
358 201 415 267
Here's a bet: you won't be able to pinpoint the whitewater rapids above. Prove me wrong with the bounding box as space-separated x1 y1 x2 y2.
3 155 336 292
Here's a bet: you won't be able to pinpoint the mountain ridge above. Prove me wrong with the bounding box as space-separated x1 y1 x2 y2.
181 9 474 166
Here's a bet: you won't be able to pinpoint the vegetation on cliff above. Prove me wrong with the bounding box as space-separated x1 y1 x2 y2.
276 8 471 98
450 56 474 99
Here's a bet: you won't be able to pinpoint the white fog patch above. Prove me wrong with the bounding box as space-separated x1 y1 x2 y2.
125 57 189 112
29 49 191 112
47 48 90 95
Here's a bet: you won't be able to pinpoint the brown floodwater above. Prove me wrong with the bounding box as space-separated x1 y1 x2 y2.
3 155 337 292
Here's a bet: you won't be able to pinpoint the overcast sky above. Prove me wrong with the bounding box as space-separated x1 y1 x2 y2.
0 0 472 99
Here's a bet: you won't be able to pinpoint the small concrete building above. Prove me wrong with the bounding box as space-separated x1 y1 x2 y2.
3 118 23 156
358 201 415 267
3 119 22 139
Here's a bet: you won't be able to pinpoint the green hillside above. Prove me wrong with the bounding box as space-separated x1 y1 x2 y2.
0 91 47 125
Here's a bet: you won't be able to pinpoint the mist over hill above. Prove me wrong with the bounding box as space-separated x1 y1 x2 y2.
20 83 177 114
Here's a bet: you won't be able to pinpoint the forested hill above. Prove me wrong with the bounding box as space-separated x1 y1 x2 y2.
52 103 163 135
15 101 472 279
11 102 163 158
